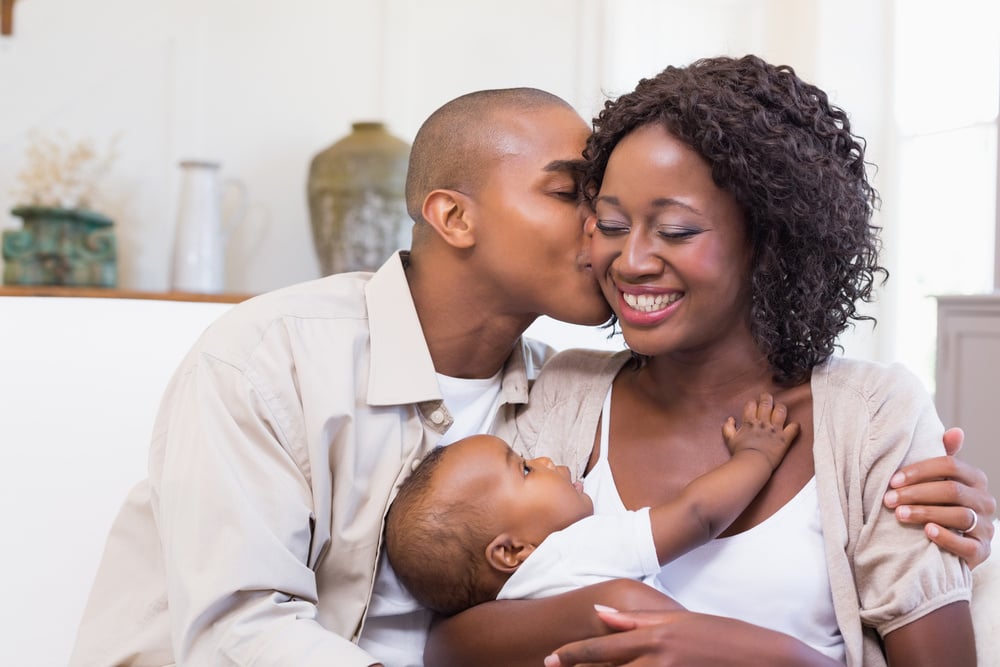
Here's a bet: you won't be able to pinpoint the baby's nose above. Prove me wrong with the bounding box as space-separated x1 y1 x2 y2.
531 456 556 470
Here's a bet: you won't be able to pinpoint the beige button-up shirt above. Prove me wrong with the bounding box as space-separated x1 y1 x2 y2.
70 252 548 666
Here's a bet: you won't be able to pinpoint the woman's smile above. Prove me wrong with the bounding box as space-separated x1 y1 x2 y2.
616 287 684 326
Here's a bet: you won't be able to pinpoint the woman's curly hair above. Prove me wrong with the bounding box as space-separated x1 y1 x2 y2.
583 55 887 385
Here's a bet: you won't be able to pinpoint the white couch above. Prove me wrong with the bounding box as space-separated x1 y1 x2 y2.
0 296 235 666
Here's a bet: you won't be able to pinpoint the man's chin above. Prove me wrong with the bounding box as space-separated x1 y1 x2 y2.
555 307 613 327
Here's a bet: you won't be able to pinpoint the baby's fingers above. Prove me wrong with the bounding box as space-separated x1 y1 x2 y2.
754 393 775 422
781 421 801 445
722 416 737 442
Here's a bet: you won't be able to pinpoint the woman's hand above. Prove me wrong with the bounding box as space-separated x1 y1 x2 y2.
883 427 997 567
542 608 841 667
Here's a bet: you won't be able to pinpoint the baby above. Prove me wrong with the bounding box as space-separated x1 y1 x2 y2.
385 394 798 616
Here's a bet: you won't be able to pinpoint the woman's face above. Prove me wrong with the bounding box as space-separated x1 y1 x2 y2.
589 123 753 358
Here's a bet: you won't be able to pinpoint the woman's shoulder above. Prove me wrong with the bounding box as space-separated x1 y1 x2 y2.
530 348 632 402
541 347 632 378
815 356 930 404
813 356 941 463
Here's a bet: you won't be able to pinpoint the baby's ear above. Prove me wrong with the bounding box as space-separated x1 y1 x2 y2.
485 533 535 574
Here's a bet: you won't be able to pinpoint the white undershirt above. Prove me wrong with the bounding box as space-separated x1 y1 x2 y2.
357 370 504 667
587 387 845 662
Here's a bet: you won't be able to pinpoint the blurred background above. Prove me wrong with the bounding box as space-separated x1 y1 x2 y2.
2 0 998 384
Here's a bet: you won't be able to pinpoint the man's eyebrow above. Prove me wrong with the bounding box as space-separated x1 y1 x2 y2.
595 194 703 216
544 158 587 176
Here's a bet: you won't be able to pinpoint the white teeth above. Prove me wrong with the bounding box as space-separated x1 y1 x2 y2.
622 291 681 313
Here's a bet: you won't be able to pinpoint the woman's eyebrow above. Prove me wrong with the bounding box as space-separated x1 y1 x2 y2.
595 194 703 216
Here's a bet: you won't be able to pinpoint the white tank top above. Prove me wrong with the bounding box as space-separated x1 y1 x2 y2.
584 388 846 663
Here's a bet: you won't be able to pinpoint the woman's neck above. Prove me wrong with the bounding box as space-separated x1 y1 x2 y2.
636 340 778 407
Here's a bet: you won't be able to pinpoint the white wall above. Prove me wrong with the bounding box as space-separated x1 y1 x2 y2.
1 1 887 301
0 0 611 294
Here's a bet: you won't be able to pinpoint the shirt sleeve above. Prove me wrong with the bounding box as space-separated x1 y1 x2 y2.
497 509 661 600
151 352 376 666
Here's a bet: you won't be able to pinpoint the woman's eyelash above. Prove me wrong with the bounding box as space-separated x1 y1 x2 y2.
595 220 627 232
659 229 699 239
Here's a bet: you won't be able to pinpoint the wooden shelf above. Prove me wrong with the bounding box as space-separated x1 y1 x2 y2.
0 285 253 303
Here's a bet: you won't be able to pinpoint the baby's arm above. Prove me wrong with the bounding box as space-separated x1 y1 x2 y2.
649 394 799 564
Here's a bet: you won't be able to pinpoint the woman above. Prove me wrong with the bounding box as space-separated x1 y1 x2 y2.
425 55 996 666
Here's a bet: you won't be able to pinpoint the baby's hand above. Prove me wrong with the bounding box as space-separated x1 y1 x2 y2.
722 393 800 470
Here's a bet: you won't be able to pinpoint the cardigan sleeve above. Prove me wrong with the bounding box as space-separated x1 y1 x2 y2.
824 359 973 638
512 348 628 478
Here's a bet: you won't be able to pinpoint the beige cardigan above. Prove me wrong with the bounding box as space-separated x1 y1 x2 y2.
513 349 995 666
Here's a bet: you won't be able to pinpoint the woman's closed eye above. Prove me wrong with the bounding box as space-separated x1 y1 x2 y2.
595 219 629 235
657 227 701 241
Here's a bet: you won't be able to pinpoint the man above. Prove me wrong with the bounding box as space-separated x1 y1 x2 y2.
68 88 610 667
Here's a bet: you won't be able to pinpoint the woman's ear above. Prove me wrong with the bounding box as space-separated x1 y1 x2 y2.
485 533 535 574
421 189 476 249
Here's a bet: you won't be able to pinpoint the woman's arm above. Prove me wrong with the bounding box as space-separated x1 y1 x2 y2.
882 601 976 666
885 428 997 567
425 580 842 667
424 579 674 667
543 608 841 667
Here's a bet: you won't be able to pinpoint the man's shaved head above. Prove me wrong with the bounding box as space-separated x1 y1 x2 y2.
405 88 577 224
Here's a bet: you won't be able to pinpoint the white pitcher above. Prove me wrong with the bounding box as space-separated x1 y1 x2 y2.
170 160 247 293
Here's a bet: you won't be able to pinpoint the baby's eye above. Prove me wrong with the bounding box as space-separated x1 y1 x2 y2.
522 460 532 476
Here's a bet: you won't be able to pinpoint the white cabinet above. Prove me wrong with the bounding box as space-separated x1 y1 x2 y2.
935 294 1000 487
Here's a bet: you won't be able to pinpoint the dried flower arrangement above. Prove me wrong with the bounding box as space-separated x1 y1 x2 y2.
11 130 119 211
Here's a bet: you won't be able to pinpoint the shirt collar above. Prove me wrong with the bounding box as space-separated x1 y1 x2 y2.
365 252 440 406
365 251 536 409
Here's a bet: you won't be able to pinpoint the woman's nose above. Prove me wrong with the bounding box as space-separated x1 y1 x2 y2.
616 229 661 278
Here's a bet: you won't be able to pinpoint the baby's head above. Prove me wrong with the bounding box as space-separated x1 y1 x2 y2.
385 434 593 616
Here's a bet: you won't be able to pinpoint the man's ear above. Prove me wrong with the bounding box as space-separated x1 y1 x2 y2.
421 189 476 249
485 533 535 574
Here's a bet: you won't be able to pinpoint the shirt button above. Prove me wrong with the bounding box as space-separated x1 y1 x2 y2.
411 458 421 471
429 410 445 424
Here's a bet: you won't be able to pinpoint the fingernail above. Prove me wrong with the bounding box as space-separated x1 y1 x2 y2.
890 472 905 487
927 524 940 538
897 505 911 519
544 654 561 667
884 490 898 506
594 604 619 613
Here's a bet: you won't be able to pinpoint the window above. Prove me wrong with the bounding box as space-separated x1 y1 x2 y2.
891 0 1000 388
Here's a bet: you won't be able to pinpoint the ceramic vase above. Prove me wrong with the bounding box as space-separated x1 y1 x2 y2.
307 121 411 275
170 160 247 293
2 206 117 286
